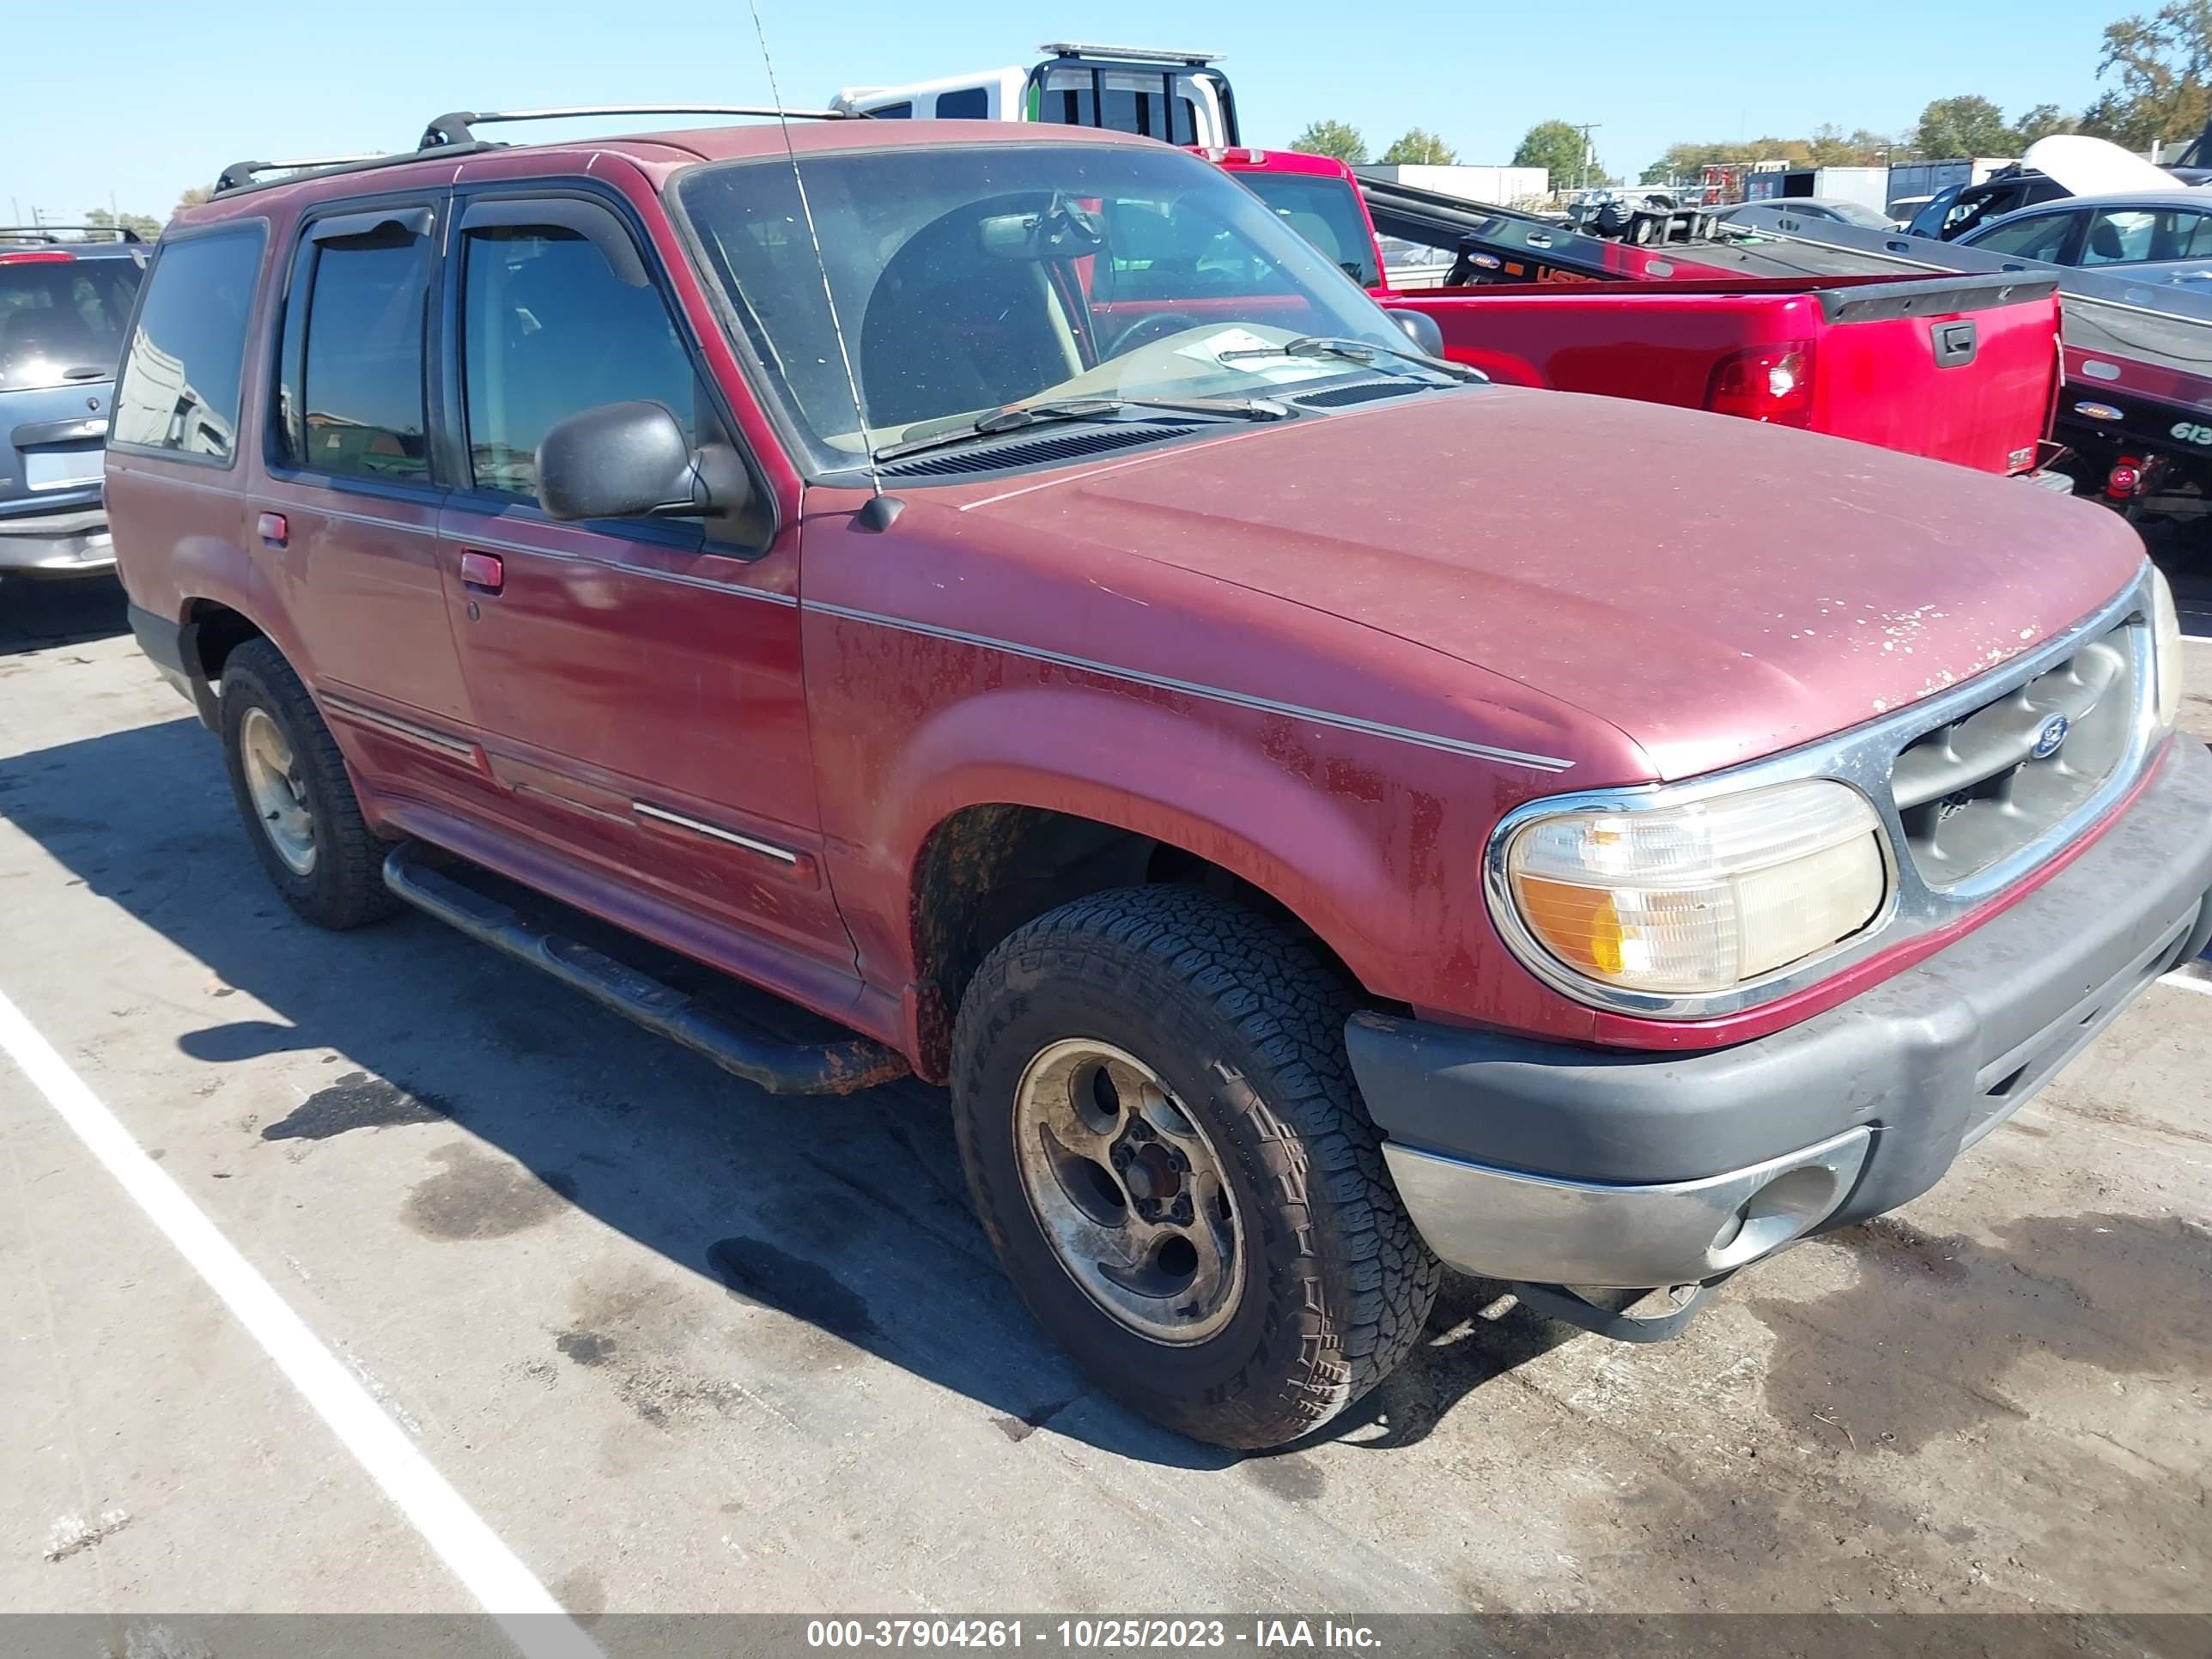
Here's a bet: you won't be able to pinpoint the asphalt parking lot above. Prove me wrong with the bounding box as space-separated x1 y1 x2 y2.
3 570 2209 1621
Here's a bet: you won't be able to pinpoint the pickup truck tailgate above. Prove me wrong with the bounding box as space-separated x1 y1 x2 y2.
1392 271 2058 477
1806 274 2059 476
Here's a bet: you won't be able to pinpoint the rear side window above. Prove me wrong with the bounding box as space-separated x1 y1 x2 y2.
933 88 988 119
1969 210 2081 264
295 224 432 481
0 254 143 393
111 229 262 462
1237 173 1382 289
459 219 701 498
2081 208 2212 266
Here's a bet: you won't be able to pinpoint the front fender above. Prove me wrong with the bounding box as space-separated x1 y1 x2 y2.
888 683 1405 971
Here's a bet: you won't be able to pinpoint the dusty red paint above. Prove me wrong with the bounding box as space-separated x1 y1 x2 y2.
113 120 2149 1079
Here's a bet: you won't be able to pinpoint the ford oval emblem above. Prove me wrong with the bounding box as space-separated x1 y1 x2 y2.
2032 714 2069 759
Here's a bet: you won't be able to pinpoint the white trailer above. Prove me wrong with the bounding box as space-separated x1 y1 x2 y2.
1741 165 1890 216
1353 164 1551 206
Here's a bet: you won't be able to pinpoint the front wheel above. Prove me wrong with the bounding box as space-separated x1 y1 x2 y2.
951 886 1440 1449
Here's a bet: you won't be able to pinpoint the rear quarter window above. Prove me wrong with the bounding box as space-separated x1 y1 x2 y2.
112 228 265 463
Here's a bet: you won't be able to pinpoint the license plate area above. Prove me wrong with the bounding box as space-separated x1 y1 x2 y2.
24 444 102 489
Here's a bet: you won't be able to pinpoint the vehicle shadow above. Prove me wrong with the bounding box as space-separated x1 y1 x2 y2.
0 574 129 653
0 713 1575 1468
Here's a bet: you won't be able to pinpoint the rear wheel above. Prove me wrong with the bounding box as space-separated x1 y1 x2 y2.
218 638 399 930
951 885 1440 1449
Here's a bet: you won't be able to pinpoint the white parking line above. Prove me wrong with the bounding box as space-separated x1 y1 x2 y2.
0 988 601 1658
2160 963 2212 997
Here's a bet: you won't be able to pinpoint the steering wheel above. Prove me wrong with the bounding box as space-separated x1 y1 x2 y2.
1107 313 1208 357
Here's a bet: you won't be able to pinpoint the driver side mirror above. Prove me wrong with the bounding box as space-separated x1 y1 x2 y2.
536 400 754 526
1392 309 1445 358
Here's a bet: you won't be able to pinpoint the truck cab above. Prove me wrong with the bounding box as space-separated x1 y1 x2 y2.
833 43 1237 148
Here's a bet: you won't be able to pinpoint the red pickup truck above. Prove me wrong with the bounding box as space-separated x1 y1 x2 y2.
1211 149 2064 479
114 112 2208 1450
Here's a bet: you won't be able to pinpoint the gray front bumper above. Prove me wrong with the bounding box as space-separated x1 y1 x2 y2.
1352 734 2212 1292
1382 1127 1874 1288
0 505 114 576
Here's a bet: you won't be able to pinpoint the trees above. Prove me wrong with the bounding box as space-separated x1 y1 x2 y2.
1291 119 1368 165
83 206 162 242
2083 2 2212 149
1639 137 1810 185
2014 103 2081 146
1380 127 1458 166
1805 125 1895 166
1912 94 2019 158
1513 119 1594 190
1639 94 2087 186
176 185 213 215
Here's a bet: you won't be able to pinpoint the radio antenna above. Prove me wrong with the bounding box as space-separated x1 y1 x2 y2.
745 0 900 528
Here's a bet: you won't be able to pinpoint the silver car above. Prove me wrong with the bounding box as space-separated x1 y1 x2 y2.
1956 187 2212 277
0 228 146 581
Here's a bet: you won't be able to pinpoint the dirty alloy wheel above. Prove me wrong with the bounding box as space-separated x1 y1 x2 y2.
951 885 1441 1450
218 637 400 930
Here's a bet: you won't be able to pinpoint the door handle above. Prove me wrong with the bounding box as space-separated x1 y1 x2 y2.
257 511 288 549
1933 320 1978 368
459 550 504 593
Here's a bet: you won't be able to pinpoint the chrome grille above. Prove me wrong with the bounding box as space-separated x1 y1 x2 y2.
1890 619 2138 884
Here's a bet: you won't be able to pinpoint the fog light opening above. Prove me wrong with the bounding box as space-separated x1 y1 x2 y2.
1707 1164 1844 1269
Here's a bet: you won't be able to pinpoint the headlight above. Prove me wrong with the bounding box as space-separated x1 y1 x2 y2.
1500 781 1887 997
2152 563 2184 730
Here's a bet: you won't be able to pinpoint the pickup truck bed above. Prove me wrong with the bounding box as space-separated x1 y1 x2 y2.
1707 204 2212 514
1212 155 2063 477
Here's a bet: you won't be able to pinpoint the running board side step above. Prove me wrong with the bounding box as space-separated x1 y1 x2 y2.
382 843 908 1097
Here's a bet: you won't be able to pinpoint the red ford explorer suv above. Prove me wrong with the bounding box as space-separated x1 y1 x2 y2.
109 109 2211 1449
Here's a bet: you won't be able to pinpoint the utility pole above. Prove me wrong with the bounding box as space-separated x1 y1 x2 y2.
1575 122 1601 191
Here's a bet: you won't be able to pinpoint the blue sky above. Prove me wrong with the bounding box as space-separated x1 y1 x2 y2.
3 0 2130 222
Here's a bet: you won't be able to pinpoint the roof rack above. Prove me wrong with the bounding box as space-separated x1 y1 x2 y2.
212 104 865 201
0 223 144 244
418 104 857 149
213 155 402 195
1038 42 1222 65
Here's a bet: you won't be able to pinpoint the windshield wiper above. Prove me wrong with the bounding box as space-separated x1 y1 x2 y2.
871 394 1288 464
1214 335 1488 383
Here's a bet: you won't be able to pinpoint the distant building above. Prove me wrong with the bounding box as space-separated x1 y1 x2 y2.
1354 164 1553 205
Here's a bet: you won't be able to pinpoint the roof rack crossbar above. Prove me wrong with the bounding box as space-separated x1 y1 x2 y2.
215 155 397 194
419 104 857 149
0 223 144 243
1037 42 1222 65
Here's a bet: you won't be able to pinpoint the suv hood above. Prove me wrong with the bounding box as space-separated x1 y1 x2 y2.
969 387 2144 779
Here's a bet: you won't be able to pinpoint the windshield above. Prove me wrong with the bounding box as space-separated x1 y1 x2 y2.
1231 171 1382 289
0 254 143 392
675 142 1415 473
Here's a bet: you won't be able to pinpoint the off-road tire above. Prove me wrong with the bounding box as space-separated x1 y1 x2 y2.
951 885 1441 1449
218 638 399 930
